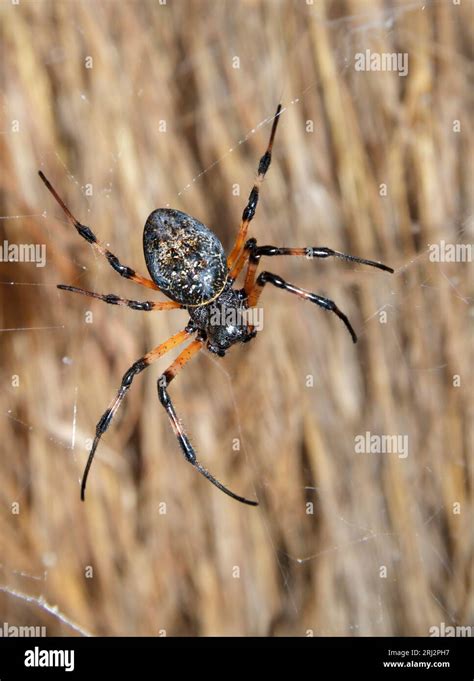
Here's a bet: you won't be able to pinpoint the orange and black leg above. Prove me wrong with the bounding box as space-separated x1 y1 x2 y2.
250 245 394 273
248 271 358 343
57 285 183 312
157 337 258 506
81 329 191 500
226 104 282 272
232 241 394 290
241 241 394 341
38 171 161 291
229 237 257 282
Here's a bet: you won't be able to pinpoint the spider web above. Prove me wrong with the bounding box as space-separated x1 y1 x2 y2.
0 0 472 638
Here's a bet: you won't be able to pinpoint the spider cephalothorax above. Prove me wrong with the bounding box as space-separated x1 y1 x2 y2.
187 281 255 356
39 103 394 507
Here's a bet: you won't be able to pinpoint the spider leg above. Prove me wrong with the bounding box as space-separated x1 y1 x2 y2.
38 171 161 291
226 104 282 271
81 329 191 500
252 245 394 273
229 238 256 282
157 338 258 506
234 239 394 287
238 241 393 333
57 284 184 312
247 271 358 343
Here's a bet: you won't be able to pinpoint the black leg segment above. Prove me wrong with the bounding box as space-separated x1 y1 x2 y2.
249 270 358 343
252 244 394 273
157 339 258 506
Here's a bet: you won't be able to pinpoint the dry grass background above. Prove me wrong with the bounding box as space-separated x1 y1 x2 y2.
0 0 472 636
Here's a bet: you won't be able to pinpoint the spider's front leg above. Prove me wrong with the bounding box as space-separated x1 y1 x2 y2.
81 329 191 500
157 337 258 506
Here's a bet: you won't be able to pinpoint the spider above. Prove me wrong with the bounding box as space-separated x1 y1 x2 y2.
39 104 393 507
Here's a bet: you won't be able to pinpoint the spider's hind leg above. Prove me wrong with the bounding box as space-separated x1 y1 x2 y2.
38 171 162 291
226 104 282 271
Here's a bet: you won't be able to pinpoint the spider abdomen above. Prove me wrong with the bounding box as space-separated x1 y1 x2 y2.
143 208 228 306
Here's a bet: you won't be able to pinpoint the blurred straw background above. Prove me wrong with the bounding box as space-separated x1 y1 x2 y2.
0 0 472 636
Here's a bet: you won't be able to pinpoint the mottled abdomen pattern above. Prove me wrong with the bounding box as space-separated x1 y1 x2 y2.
143 209 228 306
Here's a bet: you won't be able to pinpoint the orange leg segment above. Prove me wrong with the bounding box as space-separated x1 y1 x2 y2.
226 105 282 271
158 339 258 506
80 329 191 500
